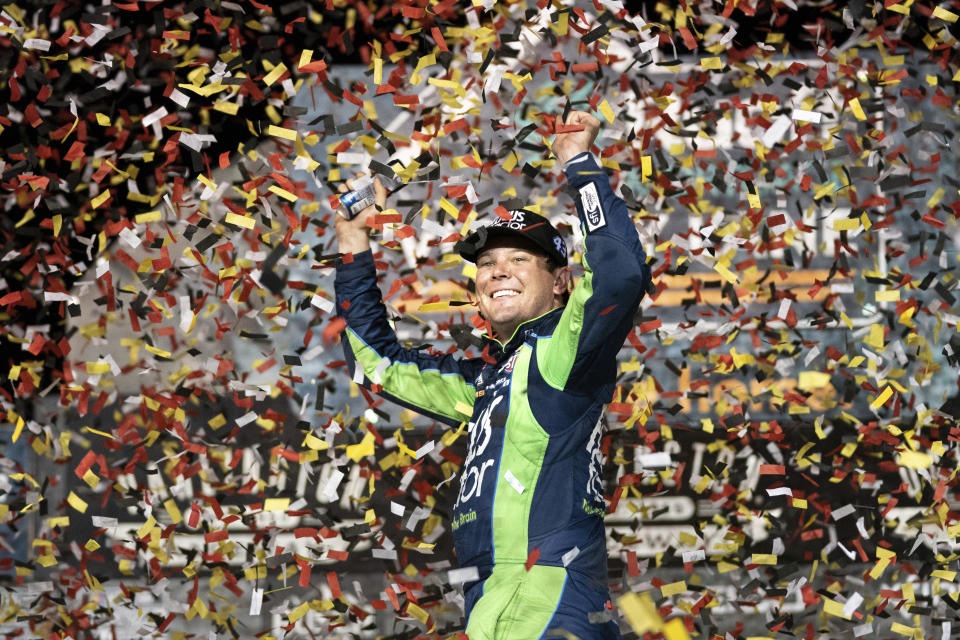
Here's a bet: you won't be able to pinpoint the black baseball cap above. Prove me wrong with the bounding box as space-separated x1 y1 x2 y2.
455 210 568 266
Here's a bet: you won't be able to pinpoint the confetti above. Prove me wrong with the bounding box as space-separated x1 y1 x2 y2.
2 1 960 638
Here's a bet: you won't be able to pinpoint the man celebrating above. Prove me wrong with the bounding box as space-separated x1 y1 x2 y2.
333 111 650 639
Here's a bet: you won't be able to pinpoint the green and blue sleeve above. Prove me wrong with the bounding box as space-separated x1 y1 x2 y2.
334 250 477 427
536 153 651 397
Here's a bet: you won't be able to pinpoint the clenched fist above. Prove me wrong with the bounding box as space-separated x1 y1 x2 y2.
553 110 602 165
334 175 387 256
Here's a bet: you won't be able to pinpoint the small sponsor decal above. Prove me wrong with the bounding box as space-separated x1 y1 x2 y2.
553 235 566 258
579 182 606 231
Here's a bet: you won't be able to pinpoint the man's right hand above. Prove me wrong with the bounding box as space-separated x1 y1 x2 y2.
334 176 387 256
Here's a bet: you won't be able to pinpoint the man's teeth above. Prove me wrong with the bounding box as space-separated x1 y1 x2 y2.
492 290 519 298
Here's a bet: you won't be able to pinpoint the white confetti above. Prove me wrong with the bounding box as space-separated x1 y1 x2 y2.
777 298 791 320
415 440 435 460
91 516 118 528
142 106 169 128
249 588 263 616
761 114 792 149
236 411 258 427
681 549 705 563
23 38 51 51
842 592 863 618
637 452 671 468
831 504 856 521
792 109 822 123
504 469 524 494
447 566 479 584
310 294 333 313
319 469 344 502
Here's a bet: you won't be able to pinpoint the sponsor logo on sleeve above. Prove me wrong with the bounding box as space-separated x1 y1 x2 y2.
579 183 606 231
584 416 605 512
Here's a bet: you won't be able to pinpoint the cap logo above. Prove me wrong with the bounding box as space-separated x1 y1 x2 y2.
554 236 566 259
492 211 527 230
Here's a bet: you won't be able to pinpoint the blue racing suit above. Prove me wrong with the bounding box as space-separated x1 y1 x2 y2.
334 153 650 639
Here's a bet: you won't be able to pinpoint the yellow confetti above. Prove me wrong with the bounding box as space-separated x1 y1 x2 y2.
832 218 859 231
136 516 157 539
298 49 313 68
85 361 111 374
289 601 310 623
849 98 867 120
798 371 830 391
663 618 690 640
82 426 115 439
407 603 429 624
660 580 686 596
598 99 615 124
264 498 290 512
225 212 256 229
346 431 376 462
890 623 921 637
82 469 99 489
213 101 239 115
700 56 722 70
266 125 297 141
135 210 162 223
262 62 288 86
303 432 330 450
933 6 959 22
90 190 112 209
268 185 298 201
898 450 932 469
164 499 183 524
11 415 24 443
67 492 88 513
618 592 662 634
822 597 851 619
870 385 893 409
144 344 172 358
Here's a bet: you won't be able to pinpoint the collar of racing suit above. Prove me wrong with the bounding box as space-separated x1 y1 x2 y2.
480 305 565 360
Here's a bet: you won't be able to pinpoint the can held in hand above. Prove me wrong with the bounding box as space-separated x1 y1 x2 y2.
337 174 400 220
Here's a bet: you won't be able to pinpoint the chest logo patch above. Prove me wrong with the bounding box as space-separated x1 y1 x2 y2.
455 395 503 509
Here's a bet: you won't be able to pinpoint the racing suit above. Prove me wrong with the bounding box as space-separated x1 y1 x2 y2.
334 153 650 639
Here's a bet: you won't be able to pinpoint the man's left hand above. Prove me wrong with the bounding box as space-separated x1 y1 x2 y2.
554 110 602 165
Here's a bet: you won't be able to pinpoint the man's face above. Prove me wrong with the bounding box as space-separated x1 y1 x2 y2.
475 236 567 340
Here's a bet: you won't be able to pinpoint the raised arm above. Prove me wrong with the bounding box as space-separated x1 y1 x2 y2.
537 112 651 395
333 177 477 427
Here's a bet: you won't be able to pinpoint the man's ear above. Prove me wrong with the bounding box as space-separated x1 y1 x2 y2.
553 267 570 296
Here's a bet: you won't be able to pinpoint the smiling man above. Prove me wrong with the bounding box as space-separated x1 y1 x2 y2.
464 214 570 341
333 111 651 639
